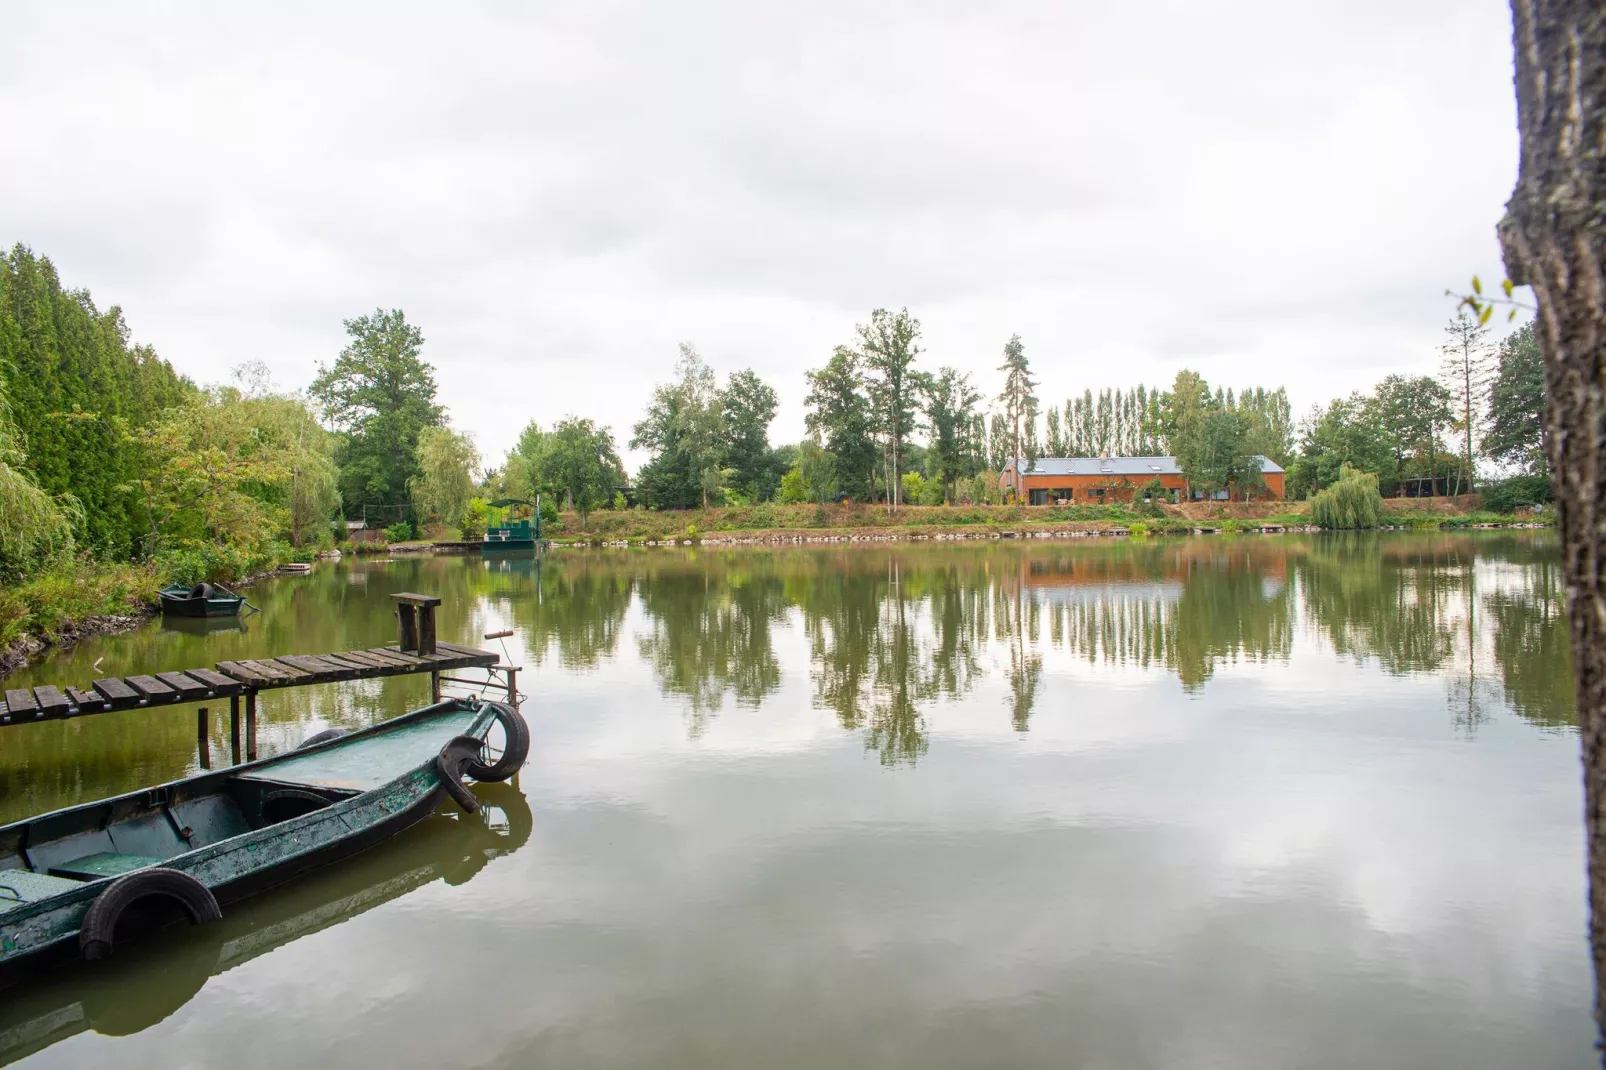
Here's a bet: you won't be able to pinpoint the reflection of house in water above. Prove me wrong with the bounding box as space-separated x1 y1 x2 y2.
1002 546 1295 688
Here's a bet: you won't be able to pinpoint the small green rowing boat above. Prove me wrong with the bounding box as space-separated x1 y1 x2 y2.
157 584 246 618
0 696 529 979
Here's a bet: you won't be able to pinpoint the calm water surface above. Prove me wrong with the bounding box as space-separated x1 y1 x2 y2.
0 533 1591 1068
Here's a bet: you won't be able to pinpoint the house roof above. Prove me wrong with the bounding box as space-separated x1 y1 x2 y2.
1015 455 1285 476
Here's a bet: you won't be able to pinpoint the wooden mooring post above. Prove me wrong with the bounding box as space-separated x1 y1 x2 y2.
394 592 444 703
197 706 210 769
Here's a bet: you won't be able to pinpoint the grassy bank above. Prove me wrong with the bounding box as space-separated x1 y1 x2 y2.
519 499 1552 546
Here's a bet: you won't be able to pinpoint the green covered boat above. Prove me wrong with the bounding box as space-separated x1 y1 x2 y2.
157 583 246 618
482 497 543 553
0 696 529 979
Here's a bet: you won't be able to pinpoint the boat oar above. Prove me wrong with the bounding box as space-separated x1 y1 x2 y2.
214 583 261 616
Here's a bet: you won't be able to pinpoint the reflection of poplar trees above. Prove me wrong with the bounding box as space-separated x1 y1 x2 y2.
995 566 1042 731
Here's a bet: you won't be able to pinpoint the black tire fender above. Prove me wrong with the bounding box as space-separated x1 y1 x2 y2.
436 735 483 815
79 868 221 961
296 727 351 750
466 702 530 782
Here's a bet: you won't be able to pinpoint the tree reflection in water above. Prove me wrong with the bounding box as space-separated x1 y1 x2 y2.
615 534 1572 761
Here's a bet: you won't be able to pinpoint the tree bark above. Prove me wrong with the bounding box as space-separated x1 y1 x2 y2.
1498 0 1606 1056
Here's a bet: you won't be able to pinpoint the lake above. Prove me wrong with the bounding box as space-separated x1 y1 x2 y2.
0 533 1592 1068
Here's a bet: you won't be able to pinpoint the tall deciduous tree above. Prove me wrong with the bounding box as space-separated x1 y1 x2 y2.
1496 4 1606 1047
631 344 725 510
1190 408 1263 500
1368 375 1453 494
804 347 878 502
1485 322 1547 476
922 366 982 504
854 309 923 511
721 368 780 502
310 308 442 527
1439 312 1495 495
530 417 624 529
841 308 918 507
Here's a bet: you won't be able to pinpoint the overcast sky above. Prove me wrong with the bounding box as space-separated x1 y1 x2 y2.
1 2 1521 469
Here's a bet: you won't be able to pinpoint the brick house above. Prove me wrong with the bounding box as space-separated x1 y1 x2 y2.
999 455 1286 505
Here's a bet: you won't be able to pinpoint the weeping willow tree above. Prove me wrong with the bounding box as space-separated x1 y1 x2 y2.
410 426 480 531
0 376 75 584
1310 464 1384 530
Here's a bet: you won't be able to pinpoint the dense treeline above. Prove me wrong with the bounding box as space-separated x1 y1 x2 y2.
0 246 194 558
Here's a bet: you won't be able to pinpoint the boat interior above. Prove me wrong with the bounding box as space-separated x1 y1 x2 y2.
0 774 357 914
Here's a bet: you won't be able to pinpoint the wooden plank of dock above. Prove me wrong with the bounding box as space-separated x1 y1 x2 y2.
155 672 212 700
91 679 140 708
31 686 71 718
125 675 177 702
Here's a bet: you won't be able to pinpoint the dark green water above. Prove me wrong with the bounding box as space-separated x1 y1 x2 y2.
0 533 1591 1068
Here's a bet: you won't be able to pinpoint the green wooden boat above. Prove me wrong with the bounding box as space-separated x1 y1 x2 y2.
0 783 530 1061
157 584 246 618
0 697 529 980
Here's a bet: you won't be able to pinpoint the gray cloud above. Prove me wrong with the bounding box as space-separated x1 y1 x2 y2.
0 1 1521 466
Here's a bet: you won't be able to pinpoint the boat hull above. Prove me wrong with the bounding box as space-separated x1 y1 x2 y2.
480 539 537 553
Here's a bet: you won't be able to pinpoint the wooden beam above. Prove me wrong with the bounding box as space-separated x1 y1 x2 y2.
4 690 37 717
66 687 104 712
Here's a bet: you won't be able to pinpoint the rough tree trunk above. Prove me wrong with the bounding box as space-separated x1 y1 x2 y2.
1497 0 1606 1055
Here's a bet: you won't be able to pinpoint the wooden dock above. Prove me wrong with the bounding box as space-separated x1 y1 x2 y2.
0 641 498 726
0 593 517 771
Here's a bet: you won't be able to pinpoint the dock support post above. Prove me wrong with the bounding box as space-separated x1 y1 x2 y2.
197 706 210 770
506 666 519 707
245 691 257 761
418 604 437 656
229 699 241 765
430 671 441 703
396 603 419 653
